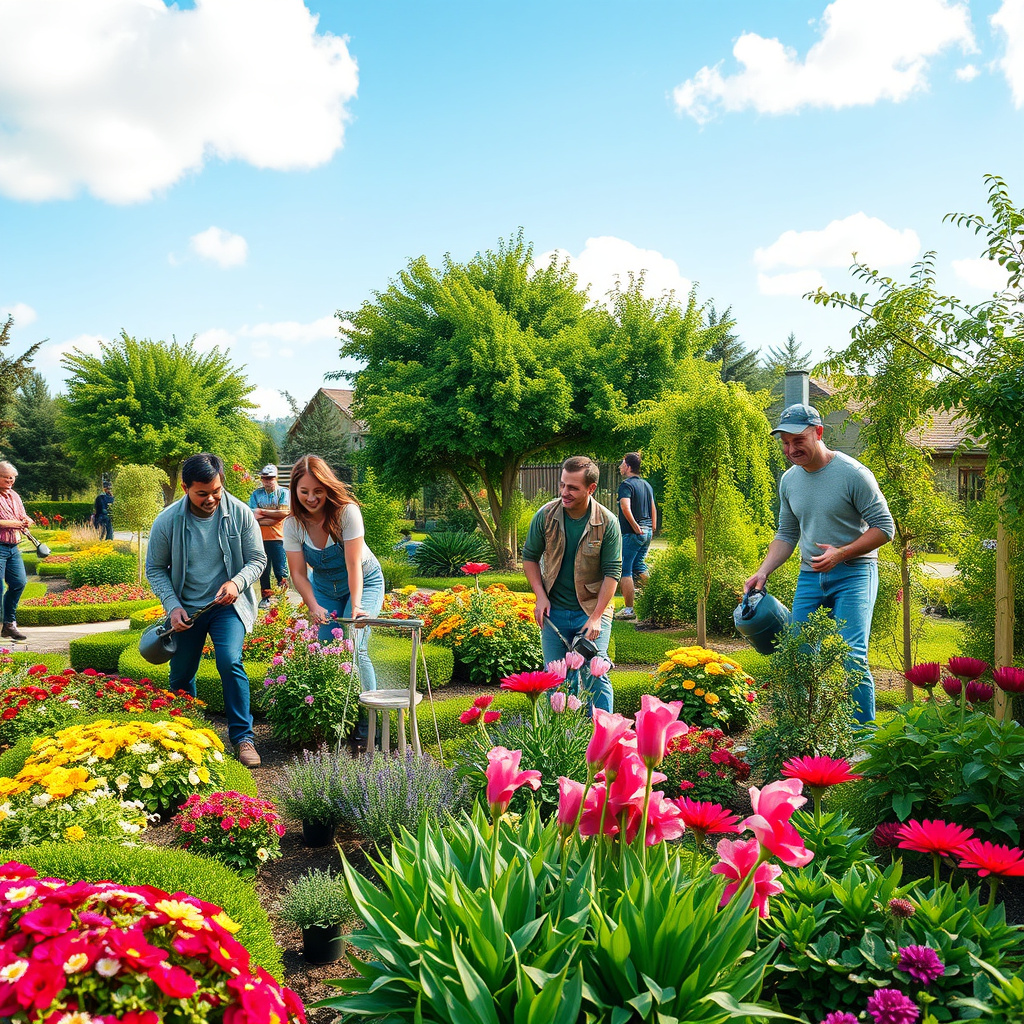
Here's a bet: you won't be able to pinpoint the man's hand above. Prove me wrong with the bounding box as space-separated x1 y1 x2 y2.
810 543 846 573
170 607 192 632
215 581 240 605
582 613 603 641
533 592 550 629
743 570 768 595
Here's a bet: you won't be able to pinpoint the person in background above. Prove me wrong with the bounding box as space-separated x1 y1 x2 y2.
146 452 267 767
284 455 386 693
0 461 30 642
93 481 114 540
248 465 290 609
615 451 656 621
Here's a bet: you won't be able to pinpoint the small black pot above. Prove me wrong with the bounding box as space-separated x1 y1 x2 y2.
301 923 344 965
301 819 335 847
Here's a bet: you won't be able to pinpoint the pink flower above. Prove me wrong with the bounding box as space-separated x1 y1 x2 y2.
586 709 635 771
549 691 567 714
897 819 974 858
711 837 784 918
588 656 612 678
898 944 945 985
957 838 1024 878
460 706 482 725
500 671 562 698
742 779 813 868
271 655 283 667
546 659 568 680
304 695 315 705
564 651 585 671
781 756 862 790
461 562 491 575
994 666 1024 694
485 746 541 817
483 710 501 724
578 784 617 837
866 988 919 1024
675 798 743 847
566 695 582 712
634 694 689 769
941 675 962 697
644 791 686 846
966 679 994 704
473 695 494 709
948 656 989 680
904 662 941 689
557 776 587 835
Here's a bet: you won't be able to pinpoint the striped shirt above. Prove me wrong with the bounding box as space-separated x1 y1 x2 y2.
0 489 27 545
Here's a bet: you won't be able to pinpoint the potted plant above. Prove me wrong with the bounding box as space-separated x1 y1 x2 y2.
279 868 352 964
276 745 345 846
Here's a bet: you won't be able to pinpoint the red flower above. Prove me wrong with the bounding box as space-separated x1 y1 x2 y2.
483 710 501 724
461 562 491 575
905 662 942 688
948 656 989 680
500 670 562 697
957 838 1024 878
459 706 482 725
782 755 862 789
473 694 493 709
993 666 1024 694
674 797 742 846
27 665 48 676
873 822 904 849
966 679 994 704
941 675 962 698
897 819 974 857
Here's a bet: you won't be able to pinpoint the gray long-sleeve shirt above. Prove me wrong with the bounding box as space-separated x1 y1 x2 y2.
775 451 895 571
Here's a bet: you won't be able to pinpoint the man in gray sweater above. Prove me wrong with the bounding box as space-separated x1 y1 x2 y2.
744 404 894 723
146 452 267 766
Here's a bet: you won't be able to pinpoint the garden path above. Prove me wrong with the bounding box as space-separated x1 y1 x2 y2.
5 618 130 654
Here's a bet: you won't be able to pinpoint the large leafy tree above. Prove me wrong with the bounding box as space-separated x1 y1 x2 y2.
0 316 42 451
60 332 261 503
4 372 90 499
333 233 697 566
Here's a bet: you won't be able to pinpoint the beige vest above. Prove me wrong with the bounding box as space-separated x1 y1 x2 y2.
539 498 617 618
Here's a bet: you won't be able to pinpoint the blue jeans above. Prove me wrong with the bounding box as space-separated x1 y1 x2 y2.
260 540 289 595
621 527 653 579
790 562 879 724
312 566 386 691
168 604 253 746
96 516 113 541
0 543 27 625
541 606 613 712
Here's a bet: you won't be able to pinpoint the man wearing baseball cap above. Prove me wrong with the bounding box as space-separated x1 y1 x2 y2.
248 465 290 609
744 403 894 724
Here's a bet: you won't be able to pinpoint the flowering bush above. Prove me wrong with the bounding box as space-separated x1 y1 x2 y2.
0 667 82 745
263 619 359 746
658 727 750 804
171 791 286 872
21 583 153 607
651 645 758 731
0 717 226 814
204 592 295 662
0 861 305 1023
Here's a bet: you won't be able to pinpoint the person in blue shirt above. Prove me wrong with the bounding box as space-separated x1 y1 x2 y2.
615 452 657 621
93 483 114 540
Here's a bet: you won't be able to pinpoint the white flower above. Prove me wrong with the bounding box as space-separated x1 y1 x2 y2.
95 957 120 978
60 803 73 812
165 731 179 740
114 774 130 790
85 755 99 765
0 960 29 982
146 761 164 774
188 769 201 786
119 821 141 834
129 741 154 755
31 793 52 807
255 848 269 862
138 774 154 789
167 751 184 762
212 750 224 762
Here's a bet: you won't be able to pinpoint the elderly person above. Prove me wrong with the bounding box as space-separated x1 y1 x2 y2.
0 461 31 641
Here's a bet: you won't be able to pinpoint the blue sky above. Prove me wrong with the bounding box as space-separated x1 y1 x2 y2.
1 0 1022 418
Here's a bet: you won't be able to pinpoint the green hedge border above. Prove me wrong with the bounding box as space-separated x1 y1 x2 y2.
0 842 282 978
70 630 145 672
5 651 68 672
38 562 69 577
24 501 95 522
17 599 161 627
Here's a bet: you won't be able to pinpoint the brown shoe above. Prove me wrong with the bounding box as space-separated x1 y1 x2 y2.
1 622 26 641
236 741 261 767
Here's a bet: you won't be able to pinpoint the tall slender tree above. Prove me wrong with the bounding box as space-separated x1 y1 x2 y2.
763 332 812 373
0 316 42 452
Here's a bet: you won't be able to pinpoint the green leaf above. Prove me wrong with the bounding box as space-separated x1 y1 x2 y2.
702 991 805 1020
450 939 501 1024
892 792 916 820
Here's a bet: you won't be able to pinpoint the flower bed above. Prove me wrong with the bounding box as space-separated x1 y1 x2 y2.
0 860 304 1021
17 583 160 626
659 726 751 803
172 791 286 872
651 644 759 732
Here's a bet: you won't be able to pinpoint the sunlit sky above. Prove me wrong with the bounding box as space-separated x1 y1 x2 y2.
2 0 1022 417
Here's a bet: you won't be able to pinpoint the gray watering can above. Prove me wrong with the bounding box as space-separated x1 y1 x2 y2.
138 602 217 665
733 587 791 655
22 529 51 558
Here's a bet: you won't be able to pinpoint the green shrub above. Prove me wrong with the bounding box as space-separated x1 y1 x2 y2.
69 629 144 672
0 842 283 978
280 868 354 930
222 756 259 797
20 551 39 574
0 736 34 778
16 598 161 627
356 469 404 560
23 501 94 523
412 530 490 577
917 574 968 617
68 550 137 587
37 561 69 577
16 581 46 602
7 651 67 672
408 572 531 592
379 557 414 592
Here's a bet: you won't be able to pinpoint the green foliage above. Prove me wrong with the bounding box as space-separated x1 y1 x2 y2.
60 332 262 500
22 500 95 523
748 608 858 779
15 597 160 627
1 841 283 978
5 649 65 671
0 314 42 449
355 468 404 559
413 530 492 577
222 757 258 797
917 575 968 618
373 631 455 688
281 389 351 476
67 549 137 587
857 699 1024 841
789 808 875 875
762 331 812 374
763 858 1023 1019
280 868 354 930
700 305 775 392
608 620 690 665
378 557 414 591
69 629 144 672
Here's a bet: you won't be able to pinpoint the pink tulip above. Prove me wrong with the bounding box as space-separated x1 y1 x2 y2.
711 837 785 918
579 784 618 837
549 691 567 714
546 659 568 681
485 746 542 817
606 751 666 823
566 695 582 712
564 651 585 671
598 732 638 783
742 779 813 868
557 776 587 835
644 791 686 846
634 694 690 769
586 710 635 771
589 656 612 678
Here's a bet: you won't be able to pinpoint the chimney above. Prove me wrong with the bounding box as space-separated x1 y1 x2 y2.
784 370 809 408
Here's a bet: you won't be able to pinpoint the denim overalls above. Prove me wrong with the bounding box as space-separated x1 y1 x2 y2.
302 537 385 690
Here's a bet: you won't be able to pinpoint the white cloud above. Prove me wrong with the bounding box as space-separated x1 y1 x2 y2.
674 0 974 122
0 302 37 326
755 213 920 271
249 385 294 419
955 63 980 80
190 226 248 268
951 257 1010 291
535 236 692 306
39 333 105 371
0 0 359 203
757 270 828 296
239 315 337 343
193 327 237 353
993 0 1024 106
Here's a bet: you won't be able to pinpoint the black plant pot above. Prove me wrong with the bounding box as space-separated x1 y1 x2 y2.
301 818 335 847
301 923 344 965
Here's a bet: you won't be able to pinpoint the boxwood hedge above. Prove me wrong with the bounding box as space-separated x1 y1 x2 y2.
17 598 161 627
0 842 282 978
37 561 69 577
23 501 95 523
6 651 68 673
69 629 145 672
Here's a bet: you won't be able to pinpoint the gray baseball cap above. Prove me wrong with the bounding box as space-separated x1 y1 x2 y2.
260 464 278 477
772 403 823 435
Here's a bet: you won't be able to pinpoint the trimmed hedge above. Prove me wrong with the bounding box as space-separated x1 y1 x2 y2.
37 561 69 577
16 598 161 626
372 632 454 689
408 572 532 592
24 501 95 523
69 629 144 672
222 757 259 797
130 606 166 630
20 551 39 574
7 651 68 672
0 842 282 979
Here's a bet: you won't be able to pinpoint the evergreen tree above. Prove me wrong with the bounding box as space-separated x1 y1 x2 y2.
763 332 813 373
282 392 352 479
701 306 773 391
0 316 42 451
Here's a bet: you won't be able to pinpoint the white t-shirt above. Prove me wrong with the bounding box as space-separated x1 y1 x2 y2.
283 505 376 569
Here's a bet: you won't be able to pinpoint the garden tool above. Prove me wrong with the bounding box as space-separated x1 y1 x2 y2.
542 614 605 666
733 587 791 655
19 527 51 559
138 601 219 665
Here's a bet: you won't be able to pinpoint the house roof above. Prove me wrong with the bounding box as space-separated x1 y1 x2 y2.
286 387 363 439
910 406 986 454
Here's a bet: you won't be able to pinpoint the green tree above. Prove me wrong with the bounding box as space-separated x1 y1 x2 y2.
762 332 812 374
112 464 168 583
699 306 774 392
4 372 90 499
639 358 778 646
355 468 404 559
0 316 42 451
60 332 262 503
333 233 700 566
282 392 351 478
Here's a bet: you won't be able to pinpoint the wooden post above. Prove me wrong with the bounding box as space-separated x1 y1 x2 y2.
993 515 1016 721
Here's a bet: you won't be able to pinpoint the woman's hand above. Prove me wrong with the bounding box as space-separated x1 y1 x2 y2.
351 605 370 628
309 602 331 626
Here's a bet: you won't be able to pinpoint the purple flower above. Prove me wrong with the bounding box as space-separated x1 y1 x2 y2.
332 627 345 639
271 655 284 666
866 988 919 1024
296 618 309 630
820 1014 858 1024
263 679 272 689
304 695 315 705
898 944 944 985
308 642 321 653
276 674 287 683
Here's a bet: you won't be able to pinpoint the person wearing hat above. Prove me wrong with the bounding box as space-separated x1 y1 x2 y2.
743 404 895 724
248 465 290 610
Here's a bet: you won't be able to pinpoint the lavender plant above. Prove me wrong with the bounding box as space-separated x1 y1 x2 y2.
276 745 348 827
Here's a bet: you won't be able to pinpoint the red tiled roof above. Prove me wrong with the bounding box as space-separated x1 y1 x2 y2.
910 407 986 453
321 388 355 415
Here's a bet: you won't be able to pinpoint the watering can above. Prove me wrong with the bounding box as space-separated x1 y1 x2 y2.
138 602 218 665
733 588 791 656
22 529 51 559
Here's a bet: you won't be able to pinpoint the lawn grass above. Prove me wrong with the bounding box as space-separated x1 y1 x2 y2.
21 582 45 601
869 616 964 670
921 552 957 565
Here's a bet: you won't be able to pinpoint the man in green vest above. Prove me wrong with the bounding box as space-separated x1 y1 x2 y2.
522 455 622 711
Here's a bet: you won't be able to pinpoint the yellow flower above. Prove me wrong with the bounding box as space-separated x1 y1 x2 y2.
657 661 676 675
138 774 154 789
682 679 696 690
705 663 724 676
64 825 86 841
704 693 720 705
213 910 242 933
695 688 705 697
155 898 206 930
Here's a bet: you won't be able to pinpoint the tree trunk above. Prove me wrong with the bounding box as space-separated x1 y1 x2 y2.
994 514 1016 722
901 547 913 702
695 512 707 648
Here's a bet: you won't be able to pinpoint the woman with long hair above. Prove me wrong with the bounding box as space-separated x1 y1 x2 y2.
283 455 386 690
